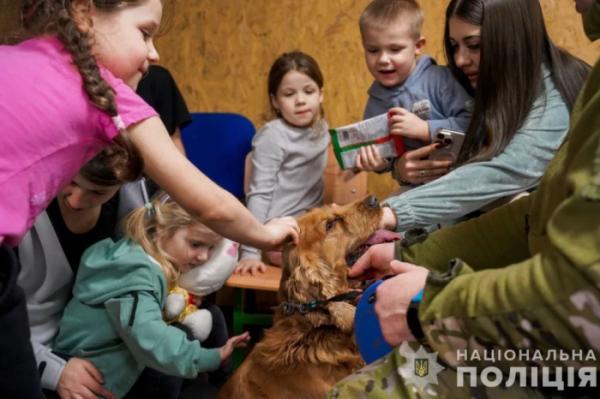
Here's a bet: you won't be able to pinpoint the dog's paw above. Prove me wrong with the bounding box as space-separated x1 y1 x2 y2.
327 302 356 333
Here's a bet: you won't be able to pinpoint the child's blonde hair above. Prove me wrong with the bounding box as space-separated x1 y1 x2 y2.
123 192 219 286
359 0 423 41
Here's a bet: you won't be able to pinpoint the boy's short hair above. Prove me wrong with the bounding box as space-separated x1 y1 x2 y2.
359 0 424 40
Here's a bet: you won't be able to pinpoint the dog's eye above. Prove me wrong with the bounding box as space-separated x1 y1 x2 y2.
325 217 341 232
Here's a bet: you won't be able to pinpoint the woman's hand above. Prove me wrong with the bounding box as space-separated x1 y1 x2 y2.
375 261 428 346
261 216 299 249
235 259 268 275
355 145 390 172
219 332 251 362
380 206 398 230
393 144 453 185
57 357 115 399
388 108 430 142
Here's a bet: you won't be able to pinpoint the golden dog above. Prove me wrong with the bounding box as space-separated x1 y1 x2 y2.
219 196 382 399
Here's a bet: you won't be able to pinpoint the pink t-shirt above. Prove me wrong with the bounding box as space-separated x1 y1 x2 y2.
0 37 157 247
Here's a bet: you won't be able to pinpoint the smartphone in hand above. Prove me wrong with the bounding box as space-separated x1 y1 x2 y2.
429 128 466 162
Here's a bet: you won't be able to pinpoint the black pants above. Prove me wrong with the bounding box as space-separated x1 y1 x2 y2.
0 244 44 399
197 303 232 388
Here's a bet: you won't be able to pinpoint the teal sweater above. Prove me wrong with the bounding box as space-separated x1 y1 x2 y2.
55 239 220 398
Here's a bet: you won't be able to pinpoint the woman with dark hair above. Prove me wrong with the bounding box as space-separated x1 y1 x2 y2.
380 0 590 232
444 0 588 163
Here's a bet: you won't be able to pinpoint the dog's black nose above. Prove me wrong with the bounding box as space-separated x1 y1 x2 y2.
365 195 379 209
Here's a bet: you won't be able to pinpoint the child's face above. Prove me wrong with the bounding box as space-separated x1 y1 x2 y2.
270 70 323 128
448 17 481 88
89 0 162 89
59 174 120 212
160 224 221 274
361 20 424 88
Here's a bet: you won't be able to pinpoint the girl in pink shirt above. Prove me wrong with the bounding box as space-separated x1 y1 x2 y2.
0 1 299 398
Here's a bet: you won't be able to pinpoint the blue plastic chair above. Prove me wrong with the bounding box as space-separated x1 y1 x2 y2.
181 112 255 199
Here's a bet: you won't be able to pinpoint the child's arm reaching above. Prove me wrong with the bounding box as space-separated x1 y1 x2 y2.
218 332 251 363
106 291 222 378
126 116 299 250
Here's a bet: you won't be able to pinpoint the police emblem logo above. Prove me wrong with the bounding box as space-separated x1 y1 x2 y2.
415 358 429 377
398 342 445 391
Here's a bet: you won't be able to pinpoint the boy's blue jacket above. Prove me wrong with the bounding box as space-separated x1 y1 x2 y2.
54 238 220 398
364 55 472 151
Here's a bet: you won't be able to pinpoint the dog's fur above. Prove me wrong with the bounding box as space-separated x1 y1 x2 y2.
219 197 382 399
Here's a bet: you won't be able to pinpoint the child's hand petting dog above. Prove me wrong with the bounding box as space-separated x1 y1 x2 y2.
219 332 251 362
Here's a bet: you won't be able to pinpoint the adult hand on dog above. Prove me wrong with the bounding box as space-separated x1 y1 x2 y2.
57 357 115 399
235 259 268 275
348 242 396 280
219 331 251 363
262 216 300 249
375 261 428 346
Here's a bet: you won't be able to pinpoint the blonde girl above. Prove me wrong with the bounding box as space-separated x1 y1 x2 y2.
55 194 249 399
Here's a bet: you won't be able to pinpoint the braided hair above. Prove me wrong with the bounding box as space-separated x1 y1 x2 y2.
20 0 145 178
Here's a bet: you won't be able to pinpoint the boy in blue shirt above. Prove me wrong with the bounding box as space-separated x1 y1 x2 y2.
356 0 472 176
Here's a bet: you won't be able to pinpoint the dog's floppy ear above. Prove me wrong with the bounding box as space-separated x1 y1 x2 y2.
283 250 350 328
278 242 297 302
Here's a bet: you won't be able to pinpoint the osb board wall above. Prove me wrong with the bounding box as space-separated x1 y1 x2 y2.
0 0 598 200
155 0 600 200
0 1 19 38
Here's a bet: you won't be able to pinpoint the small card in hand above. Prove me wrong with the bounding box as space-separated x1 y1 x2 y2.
329 113 405 170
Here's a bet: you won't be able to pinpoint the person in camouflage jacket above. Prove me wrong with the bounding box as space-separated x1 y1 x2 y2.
329 1 600 397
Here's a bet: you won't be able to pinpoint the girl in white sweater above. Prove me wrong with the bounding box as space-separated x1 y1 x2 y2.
236 51 330 274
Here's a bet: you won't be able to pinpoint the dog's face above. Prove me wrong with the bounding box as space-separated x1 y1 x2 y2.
280 196 382 330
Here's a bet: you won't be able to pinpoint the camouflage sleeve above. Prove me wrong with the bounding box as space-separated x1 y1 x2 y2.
396 194 532 274
415 162 600 369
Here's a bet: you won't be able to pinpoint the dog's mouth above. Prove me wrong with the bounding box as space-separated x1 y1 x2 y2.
345 229 402 267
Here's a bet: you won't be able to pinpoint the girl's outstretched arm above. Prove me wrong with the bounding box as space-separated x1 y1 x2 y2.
126 116 299 249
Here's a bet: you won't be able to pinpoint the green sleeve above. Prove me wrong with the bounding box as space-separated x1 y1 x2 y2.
397 194 531 273
105 292 221 377
416 159 600 368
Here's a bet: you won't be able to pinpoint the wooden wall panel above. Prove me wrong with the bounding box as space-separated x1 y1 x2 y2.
156 1 600 201
1 0 598 201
